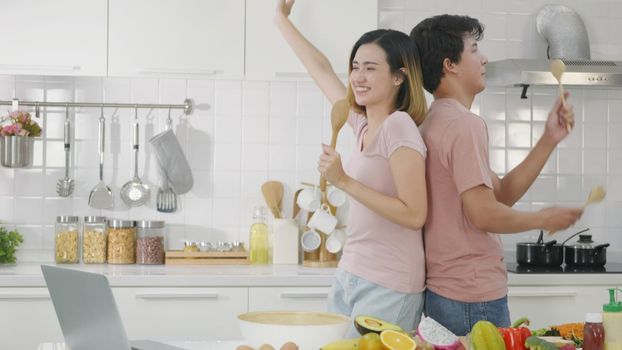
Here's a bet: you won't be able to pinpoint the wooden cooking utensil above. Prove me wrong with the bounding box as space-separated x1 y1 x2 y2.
550 59 572 133
583 185 606 209
292 188 303 219
261 181 284 219
549 185 606 235
319 99 350 201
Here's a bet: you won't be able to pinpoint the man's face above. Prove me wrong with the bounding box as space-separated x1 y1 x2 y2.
455 35 488 94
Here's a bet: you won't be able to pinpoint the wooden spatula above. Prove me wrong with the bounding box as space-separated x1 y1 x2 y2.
583 185 606 209
549 185 606 235
319 99 350 202
261 181 283 218
550 59 572 133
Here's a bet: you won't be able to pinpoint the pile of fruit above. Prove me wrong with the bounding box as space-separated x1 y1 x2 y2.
321 316 424 350
320 316 585 350
469 318 578 350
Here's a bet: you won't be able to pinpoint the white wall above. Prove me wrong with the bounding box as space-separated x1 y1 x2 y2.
2 0 621 261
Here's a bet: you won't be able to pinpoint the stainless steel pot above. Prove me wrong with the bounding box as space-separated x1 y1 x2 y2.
0 135 34 168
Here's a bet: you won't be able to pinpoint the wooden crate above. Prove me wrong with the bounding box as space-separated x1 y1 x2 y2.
165 250 250 265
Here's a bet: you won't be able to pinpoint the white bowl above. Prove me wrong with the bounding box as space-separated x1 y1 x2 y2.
237 311 350 350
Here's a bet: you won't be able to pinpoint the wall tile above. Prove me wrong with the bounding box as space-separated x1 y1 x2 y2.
7 1 622 258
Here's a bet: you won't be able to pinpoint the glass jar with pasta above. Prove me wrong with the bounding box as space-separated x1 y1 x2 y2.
55 216 79 263
107 219 136 264
82 216 107 264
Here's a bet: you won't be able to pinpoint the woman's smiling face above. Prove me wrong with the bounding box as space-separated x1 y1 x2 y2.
350 43 401 108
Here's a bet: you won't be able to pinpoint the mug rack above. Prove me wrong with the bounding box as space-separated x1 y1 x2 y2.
295 182 340 268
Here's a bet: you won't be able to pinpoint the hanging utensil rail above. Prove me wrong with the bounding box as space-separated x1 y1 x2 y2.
0 98 193 115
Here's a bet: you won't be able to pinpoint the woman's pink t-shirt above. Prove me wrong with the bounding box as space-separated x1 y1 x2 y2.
338 110 427 294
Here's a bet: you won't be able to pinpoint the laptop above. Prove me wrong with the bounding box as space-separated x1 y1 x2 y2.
41 265 187 350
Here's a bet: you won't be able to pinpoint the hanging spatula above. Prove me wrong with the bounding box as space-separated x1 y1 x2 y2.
88 110 114 209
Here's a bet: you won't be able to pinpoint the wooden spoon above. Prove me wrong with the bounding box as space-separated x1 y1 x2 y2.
550 59 572 133
583 185 606 209
319 99 350 200
261 181 283 218
549 185 606 235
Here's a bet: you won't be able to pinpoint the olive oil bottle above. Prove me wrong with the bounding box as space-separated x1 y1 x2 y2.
249 206 270 264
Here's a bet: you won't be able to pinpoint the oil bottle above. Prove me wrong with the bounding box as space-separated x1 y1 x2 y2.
249 206 270 264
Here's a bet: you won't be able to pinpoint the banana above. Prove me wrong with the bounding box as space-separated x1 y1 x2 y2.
320 338 360 350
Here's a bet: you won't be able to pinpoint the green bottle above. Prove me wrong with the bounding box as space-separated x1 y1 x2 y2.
603 288 622 350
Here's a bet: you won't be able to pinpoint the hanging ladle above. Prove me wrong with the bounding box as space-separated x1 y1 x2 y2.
56 105 74 197
120 107 150 207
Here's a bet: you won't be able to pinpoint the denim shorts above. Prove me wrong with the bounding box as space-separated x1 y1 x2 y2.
424 289 510 336
327 268 425 338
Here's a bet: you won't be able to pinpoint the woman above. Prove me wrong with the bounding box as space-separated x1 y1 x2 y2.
275 0 429 337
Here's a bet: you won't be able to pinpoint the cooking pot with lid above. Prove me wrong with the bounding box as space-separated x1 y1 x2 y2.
564 234 609 267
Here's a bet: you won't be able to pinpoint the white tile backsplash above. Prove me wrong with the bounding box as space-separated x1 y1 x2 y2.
4 0 622 258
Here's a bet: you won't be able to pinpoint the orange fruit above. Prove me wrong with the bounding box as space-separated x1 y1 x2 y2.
380 330 416 350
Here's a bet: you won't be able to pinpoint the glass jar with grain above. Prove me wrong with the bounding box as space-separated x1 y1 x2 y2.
136 220 166 265
55 216 79 263
107 219 136 264
82 216 107 264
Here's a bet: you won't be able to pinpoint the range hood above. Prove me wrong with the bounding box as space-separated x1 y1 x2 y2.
486 4 622 90
486 58 622 88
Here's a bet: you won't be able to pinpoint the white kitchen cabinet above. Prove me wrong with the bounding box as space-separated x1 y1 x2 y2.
113 287 248 341
248 287 330 312
0 288 63 350
507 285 610 328
108 0 245 79
245 0 378 80
0 0 107 76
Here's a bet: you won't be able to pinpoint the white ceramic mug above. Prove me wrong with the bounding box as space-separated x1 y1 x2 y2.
307 204 338 234
300 229 321 252
327 187 347 207
326 228 346 254
296 186 321 212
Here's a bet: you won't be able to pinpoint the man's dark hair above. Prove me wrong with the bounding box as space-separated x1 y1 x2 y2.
410 15 484 93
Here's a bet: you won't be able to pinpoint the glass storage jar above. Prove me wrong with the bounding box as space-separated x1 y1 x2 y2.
136 220 166 265
82 216 107 264
107 219 136 264
55 216 79 263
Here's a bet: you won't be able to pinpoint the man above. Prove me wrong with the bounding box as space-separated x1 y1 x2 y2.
410 15 583 335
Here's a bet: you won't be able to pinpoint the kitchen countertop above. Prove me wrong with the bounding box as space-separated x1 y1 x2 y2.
2 262 622 287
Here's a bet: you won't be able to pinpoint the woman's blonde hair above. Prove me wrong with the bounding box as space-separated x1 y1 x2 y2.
345 29 427 126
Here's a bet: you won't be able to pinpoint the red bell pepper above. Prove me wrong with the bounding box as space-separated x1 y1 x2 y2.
498 317 531 350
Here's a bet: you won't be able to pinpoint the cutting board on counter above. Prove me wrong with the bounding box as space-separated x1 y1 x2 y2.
165 250 250 265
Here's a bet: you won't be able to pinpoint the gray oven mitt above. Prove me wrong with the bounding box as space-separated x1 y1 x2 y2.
149 128 193 194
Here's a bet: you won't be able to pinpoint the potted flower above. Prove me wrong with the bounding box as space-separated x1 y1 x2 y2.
0 110 42 168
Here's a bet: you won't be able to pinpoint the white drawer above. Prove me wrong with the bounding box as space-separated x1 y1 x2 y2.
248 287 331 312
113 287 248 341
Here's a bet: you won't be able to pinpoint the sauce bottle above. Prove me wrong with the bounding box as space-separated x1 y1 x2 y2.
603 288 622 350
584 313 605 350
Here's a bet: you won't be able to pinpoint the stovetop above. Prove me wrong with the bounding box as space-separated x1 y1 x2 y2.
507 262 622 274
